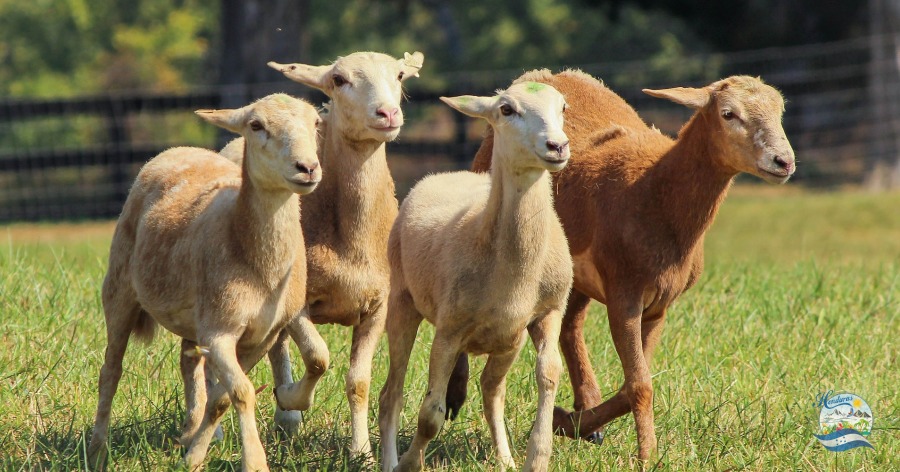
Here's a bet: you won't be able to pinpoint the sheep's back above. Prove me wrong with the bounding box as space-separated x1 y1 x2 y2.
393 171 490 317
122 147 241 321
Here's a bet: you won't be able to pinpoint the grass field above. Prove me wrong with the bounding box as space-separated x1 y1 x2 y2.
2 189 898 471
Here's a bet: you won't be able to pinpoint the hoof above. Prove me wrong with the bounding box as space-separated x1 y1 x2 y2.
274 408 303 437
585 430 605 445
551 406 578 438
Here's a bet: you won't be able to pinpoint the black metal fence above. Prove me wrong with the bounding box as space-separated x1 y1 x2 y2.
1 36 897 222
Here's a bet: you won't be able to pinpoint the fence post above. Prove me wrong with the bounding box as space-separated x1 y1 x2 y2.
454 111 469 167
107 96 130 216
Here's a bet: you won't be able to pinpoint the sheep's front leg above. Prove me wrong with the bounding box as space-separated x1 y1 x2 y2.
395 336 461 472
523 309 563 472
275 308 330 412
183 337 268 472
480 337 527 470
379 290 423 471
345 299 387 458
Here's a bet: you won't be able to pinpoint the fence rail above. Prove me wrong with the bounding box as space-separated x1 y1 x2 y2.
1 36 898 222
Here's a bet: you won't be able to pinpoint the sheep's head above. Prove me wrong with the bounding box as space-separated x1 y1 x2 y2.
441 82 569 173
268 51 424 143
196 93 322 194
644 76 795 184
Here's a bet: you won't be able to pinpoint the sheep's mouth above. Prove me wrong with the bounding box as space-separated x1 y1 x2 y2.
756 166 791 183
371 125 401 132
287 176 321 191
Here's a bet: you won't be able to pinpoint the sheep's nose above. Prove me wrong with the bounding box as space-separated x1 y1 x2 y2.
295 161 319 176
546 140 569 154
375 107 399 120
773 155 794 172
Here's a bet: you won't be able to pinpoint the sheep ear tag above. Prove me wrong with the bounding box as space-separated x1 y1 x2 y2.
268 61 332 93
439 95 497 121
195 108 244 134
642 86 710 109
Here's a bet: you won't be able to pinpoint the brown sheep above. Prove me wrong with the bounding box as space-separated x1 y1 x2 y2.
449 69 795 461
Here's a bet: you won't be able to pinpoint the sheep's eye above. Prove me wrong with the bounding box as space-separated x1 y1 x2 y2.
249 120 264 132
500 104 515 116
722 110 735 120
332 74 348 87
397 72 405 81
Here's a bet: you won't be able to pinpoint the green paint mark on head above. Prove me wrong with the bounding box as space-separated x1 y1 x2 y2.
525 82 546 94
457 96 472 104
274 93 293 104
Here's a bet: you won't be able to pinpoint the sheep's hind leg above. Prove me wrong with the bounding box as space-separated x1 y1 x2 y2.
87 302 142 469
378 290 423 472
480 339 526 471
274 308 329 413
554 290 605 442
444 353 469 420
179 339 208 446
524 309 563 472
395 335 461 472
267 330 303 436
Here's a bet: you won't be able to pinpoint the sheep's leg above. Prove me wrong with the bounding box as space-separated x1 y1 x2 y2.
179 339 208 446
267 330 303 436
602 295 657 460
87 303 140 469
344 299 386 458
395 336 461 472
178 342 225 446
523 310 563 472
554 289 604 441
275 308 330 412
183 337 269 472
444 353 469 420
480 340 526 470
378 290 423 471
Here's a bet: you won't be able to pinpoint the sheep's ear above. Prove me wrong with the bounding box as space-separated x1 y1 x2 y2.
642 87 710 109
440 95 497 120
398 51 425 82
195 108 244 134
268 61 331 93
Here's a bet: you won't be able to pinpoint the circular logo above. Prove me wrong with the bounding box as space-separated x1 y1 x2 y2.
814 390 874 452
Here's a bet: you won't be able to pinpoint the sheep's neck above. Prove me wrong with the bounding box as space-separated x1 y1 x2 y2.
652 112 736 251
479 155 555 272
304 122 396 258
232 154 300 284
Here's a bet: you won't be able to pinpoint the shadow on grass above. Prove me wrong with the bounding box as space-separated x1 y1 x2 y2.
8 405 501 471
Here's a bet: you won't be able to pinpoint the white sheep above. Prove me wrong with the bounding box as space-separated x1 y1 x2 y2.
86 93 323 472
193 51 425 457
378 82 573 472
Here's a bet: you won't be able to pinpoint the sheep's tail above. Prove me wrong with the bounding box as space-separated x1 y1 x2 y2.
131 309 157 344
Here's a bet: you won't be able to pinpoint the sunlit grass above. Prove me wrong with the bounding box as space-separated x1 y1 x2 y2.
1 189 898 470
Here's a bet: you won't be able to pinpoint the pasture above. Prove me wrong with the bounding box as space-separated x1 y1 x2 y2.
1 188 898 470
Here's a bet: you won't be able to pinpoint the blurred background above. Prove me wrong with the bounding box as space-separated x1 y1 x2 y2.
0 0 897 222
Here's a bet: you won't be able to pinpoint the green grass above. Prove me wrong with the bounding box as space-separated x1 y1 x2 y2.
2 190 899 470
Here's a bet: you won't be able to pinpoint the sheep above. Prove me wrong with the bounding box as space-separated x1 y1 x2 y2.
197 51 426 457
447 70 796 461
86 93 323 472
379 81 574 472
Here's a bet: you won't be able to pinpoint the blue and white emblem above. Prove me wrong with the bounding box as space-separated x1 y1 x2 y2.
814 390 874 452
